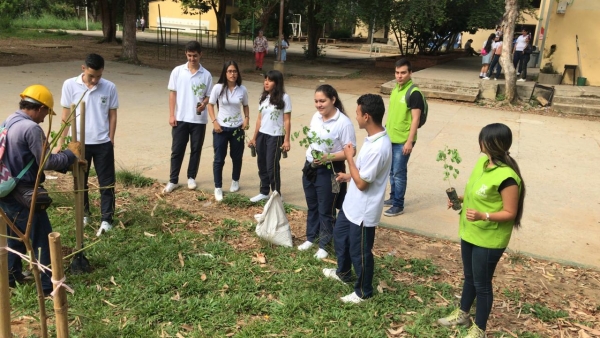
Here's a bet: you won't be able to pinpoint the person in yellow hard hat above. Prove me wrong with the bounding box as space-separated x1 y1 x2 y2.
0 84 82 296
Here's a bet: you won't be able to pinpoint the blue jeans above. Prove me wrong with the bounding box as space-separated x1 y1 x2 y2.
1 197 53 293
389 143 413 209
213 126 245 188
333 210 375 299
459 239 505 331
302 164 338 249
487 54 502 78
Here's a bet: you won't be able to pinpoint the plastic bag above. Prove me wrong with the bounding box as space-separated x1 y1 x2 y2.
254 191 293 247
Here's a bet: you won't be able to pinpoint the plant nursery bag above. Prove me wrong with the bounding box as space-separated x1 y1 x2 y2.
254 191 293 247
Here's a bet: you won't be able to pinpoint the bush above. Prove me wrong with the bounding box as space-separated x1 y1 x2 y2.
49 3 76 19
328 29 352 39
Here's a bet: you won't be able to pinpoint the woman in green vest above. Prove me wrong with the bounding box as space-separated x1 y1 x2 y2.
437 123 526 338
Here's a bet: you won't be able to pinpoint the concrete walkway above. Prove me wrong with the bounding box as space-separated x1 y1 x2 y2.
2 59 599 269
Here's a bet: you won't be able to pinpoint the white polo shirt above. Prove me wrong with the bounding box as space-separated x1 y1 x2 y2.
60 74 119 145
342 129 392 227
258 93 292 136
515 35 528 51
208 84 249 128
305 109 356 162
168 63 213 124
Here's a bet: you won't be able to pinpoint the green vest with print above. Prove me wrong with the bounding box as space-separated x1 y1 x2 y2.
459 156 522 249
386 80 420 144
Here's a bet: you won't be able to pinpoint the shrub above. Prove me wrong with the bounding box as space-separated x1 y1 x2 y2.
328 29 352 39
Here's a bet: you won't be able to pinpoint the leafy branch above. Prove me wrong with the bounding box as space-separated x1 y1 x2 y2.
436 146 461 189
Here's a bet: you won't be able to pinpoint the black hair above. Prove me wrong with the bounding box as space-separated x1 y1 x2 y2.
356 94 385 125
259 70 285 110
394 58 413 72
19 100 43 111
185 41 202 54
216 61 242 106
85 53 104 70
315 84 345 115
484 33 495 53
478 123 526 228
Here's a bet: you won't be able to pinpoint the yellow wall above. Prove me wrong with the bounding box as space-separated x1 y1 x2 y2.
542 0 600 85
148 0 239 33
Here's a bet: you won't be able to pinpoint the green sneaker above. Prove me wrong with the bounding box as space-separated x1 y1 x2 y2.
437 308 471 327
465 325 485 338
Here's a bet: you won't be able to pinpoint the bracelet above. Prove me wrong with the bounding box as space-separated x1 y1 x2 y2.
244 116 249 119
485 212 490 221
212 119 217 123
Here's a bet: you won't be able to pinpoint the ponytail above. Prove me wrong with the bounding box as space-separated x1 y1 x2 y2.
503 153 526 228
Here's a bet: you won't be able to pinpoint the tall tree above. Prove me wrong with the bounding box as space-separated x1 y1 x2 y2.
99 0 118 43
121 0 138 62
296 0 340 59
178 0 227 52
501 0 519 103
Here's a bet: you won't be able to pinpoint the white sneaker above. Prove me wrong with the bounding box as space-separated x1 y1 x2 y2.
297 241 314 251
163 182 177 193
187 178 197 190
230 180 239 192
482 77 490 80
83 216 89 225
516 72 521 76
493 78 497 81
314 248 328 259
322 268 343 282
214 188 223 202
250 193 269 203
340 292 364 304
517 78 526 82
96 221 113 237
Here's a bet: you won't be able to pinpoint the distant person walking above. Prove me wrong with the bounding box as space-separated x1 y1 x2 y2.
253 30 269 71
140 18 145 32
275 35 289 62
486 35 503 80
437 123 526 338
517 34 532 82
480 34 495 79
512 28 529 78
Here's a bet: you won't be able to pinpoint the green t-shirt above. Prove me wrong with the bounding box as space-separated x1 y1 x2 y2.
386 80 420 144
459 155 522 249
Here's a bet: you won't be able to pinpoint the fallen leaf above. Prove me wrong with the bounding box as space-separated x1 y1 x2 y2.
102 299 117 307
294 268 303 273
144 231 156 237
322 258 337 265
171 292 180 301
110 276 118 286
387 327 404 335
176 333 185 338
255 253 266 264
200 274 207 281
179 252 185 267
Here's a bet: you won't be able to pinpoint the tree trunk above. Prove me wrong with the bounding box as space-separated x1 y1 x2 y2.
99 0 117 43
501 0 519 103
305 0 322 60
210 0 227 52
121 0 139 63
366 18 374 43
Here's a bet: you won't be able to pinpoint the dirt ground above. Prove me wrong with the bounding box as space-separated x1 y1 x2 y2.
3 35 600 337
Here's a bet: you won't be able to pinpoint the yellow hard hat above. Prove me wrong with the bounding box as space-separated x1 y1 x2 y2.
20 84 55 115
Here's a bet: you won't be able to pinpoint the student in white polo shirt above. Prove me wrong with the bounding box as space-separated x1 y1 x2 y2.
164 41 213 194
207 60 250 202
247 70 291 203
322 94 392 304
59 53 119 236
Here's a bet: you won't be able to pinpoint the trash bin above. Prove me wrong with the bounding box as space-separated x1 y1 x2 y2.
577 77 587 86
527 51 540 68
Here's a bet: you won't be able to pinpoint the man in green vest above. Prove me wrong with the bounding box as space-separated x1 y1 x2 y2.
383 59 425 216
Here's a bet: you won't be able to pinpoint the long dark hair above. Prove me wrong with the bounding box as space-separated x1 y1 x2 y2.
259 70 285 110
216 60 242 105
478 123 526 228
484 33 495 54
315 84 345 115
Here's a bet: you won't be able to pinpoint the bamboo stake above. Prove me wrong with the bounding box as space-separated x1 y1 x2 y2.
71 104 84 253
0 219 12 338
48 232 68 338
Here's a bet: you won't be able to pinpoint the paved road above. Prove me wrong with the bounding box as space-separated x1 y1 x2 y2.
2 57 599 269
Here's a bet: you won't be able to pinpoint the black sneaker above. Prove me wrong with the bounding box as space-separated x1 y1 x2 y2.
384 206 404 217
383 198 393 206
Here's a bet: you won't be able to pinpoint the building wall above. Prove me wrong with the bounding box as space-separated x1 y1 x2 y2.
542 0 599 85
148 0 239 34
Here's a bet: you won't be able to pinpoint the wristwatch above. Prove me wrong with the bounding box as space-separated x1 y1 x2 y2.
485 212 490 221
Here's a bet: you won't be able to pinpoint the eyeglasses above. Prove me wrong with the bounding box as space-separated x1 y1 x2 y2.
227 70 238 74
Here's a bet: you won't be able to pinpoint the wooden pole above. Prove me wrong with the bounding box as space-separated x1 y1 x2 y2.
48 233 68 338
0 219 12 338
70 103 84 253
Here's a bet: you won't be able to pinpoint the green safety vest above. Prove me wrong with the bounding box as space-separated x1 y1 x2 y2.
386 80 421 144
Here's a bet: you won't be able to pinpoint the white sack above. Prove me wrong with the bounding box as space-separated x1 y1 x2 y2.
254 191 293 247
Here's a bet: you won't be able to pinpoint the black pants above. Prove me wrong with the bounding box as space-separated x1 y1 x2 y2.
256 132 283 195
170 122 206 184
519 53 531 79
487 54 502 78
213 126 245 188
84 141 115 224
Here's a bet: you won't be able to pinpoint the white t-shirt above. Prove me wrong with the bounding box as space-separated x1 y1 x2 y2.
258 93 292 136
305 109 356 162
515 35 528 51
168 63 213 124
492 41 503 55
60 74 119 145
208 84 249 128
342 129 393 227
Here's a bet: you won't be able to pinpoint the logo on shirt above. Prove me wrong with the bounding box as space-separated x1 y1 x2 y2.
101 96 108 106
475 184 488 197
192 83 206 97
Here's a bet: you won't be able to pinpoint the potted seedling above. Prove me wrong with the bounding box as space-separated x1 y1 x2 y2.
436 146 462 211
292 126 339 193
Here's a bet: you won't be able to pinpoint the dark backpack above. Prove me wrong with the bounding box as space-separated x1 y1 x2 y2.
405 85 428 128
